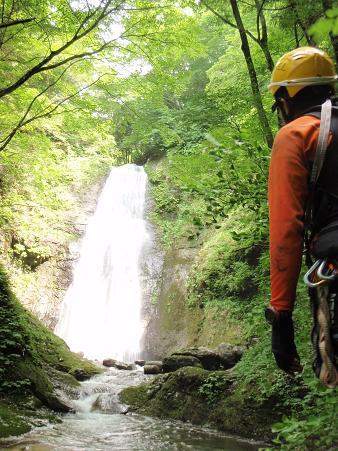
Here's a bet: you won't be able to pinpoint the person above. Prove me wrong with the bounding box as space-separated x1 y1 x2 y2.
265 46 338 385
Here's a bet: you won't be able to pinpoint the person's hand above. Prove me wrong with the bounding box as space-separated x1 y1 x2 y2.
266 308 302 375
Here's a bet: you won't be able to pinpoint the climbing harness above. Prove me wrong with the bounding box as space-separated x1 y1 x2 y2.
304 99 338 388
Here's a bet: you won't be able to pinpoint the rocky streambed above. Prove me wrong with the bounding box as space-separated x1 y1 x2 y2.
118 345 277 444
1 366 263 451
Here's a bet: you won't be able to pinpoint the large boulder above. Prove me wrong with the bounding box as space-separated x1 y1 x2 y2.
173 347 221 370
162 344 244 373
102 359 134 370
103 358 116 367
144 363 162 375
215 343 244 369
162 355 203 373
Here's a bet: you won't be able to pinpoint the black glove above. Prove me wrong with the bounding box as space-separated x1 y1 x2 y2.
266 308 301 373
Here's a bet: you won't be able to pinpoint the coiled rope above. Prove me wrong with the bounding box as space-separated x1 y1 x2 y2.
316 285 338 388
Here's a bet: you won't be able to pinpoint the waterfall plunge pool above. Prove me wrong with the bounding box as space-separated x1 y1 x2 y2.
1 367 261 451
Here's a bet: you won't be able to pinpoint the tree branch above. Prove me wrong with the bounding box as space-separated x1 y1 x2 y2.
0 0 120 99
0 66 111 152
201 0 259 44
0 17 35 29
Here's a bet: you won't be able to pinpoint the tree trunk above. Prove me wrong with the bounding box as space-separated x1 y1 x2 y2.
254 0 274 72
322 0 338 63
229 0 273 148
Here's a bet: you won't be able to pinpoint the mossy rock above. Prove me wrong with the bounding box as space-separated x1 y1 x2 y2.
0 396 61 439
120 366 278 442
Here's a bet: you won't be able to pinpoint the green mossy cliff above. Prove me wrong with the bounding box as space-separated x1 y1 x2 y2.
141 156 338 450
0 264 101 438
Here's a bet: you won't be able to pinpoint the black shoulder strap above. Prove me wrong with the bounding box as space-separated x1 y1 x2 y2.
304 100 332 231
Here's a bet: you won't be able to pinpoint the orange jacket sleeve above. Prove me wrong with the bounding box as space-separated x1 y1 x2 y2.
268 115 321 311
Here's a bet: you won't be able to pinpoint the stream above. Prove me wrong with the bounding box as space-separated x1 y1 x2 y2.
1 367 260 451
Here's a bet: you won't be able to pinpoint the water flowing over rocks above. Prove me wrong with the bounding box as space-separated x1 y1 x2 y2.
103 359 135 370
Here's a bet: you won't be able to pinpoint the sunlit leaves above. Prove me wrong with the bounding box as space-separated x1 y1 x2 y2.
309 7 338 43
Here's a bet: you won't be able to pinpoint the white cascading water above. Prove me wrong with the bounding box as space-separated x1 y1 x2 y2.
55 164 150 362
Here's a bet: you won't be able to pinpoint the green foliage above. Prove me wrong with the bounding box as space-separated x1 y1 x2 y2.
0 269 31 392
268 382 338 450
309 7 338 43
0 262 100 402
146 153 218 247
198 373 231 405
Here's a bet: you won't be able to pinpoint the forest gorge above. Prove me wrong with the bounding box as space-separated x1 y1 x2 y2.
0 0 337 449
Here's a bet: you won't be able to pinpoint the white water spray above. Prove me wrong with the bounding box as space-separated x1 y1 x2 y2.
55 164 150 362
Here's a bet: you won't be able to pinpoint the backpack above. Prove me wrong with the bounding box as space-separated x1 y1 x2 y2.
304 100 338 258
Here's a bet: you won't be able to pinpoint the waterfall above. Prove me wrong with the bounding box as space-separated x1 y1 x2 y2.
55 164 150 363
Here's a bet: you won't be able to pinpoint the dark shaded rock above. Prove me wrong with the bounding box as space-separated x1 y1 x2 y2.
144 364 162 374
174 347 221 370
162 355 203 373
102 359 134 370
215 343 244 369
114 361 134 370
145 360 162 367
103 358 117 367
72 368 91 381
135 360 146 367
32 386 73 413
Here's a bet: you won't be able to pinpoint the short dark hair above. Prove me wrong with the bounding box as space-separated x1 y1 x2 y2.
276 85 334 108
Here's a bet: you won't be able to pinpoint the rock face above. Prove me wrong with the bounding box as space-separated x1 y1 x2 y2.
144 245 199 359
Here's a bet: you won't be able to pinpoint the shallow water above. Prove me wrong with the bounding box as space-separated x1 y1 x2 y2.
1 368 261 451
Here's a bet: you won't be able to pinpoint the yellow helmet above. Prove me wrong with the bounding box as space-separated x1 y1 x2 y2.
269 47 337 98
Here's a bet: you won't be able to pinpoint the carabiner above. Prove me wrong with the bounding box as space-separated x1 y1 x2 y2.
317 260 338 281
304 259 327 288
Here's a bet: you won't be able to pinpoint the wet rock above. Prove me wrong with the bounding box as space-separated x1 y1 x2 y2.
103 358 117 367
161 344 243 373
162 355 203 373
32 386 73 413
102 359 134 370
73 368 91 381
144 363 162 374
120 406 129 415
173 347 221 370
135 360 146 367
114 361 134 370
214 343 244 369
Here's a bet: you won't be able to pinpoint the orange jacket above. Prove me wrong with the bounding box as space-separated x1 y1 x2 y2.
268 115 324 311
